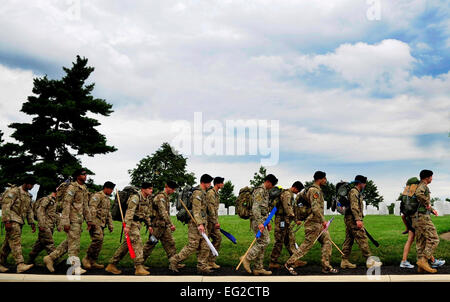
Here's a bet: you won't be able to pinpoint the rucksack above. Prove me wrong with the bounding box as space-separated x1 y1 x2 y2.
0 184 15 208
55 179 72 214
331 181 354 214
294 187 313 221
236 186 255 219
400 177 420 216
269 186 287 214
111 186 140 222
175 185 200 224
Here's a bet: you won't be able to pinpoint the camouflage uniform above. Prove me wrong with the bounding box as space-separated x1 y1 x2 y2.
246 184 270 270
0 186 34 265
86 191 114 262
143 191 176 261
411 181 439 260
171 188 210 271
29 194 59 261
270 189 296 263
341 187 371 260
47 182 92 261
109 191 151 267
286 183 333 270
206 187 221 264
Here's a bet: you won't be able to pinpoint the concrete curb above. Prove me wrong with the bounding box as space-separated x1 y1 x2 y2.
0 273 449 282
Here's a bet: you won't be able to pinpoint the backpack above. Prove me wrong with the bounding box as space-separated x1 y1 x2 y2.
269 186 287 214
331 181 354 214
294 187 313 221
111 186 140 222
55 179 72 214
236 186 255 219
400 177 420 216
0 184 15 208
175 185 200 224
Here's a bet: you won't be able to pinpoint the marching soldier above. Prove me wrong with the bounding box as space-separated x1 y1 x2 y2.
285 171 338 275
142 181 179 266
169 174 214 274
412 169 440 273
28 191 59 264
341 175 382 269
105 182 153 276
206 176 224 269
82 181 115 270
0 176 37 273
269 181 305 269
240 174 278 276
44 169 94 274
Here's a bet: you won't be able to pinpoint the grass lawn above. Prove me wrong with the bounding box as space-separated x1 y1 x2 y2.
4 214 450 268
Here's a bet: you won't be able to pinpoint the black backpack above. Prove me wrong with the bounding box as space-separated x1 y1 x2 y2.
175 185 201 224
332 181 354 213
111 186 140 221
399 177 420 216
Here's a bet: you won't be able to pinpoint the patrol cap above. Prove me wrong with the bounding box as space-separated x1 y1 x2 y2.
200 174 214 183
23 175 37 185
103 181 116 189
354 175 367 184
214 177 225 185
73 168 87 178
265 174 278 186
292 181 304 191
167 180 179 189
419 169 433 180
313 171 326 180
141 182 153 189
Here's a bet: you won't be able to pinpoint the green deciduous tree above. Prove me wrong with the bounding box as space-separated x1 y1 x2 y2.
219 180 237 209
304 180 336 209
363 180 384 209
250 166 267 187
7 56 116 198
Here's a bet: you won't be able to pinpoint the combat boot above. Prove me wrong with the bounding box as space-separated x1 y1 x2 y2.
90 261 105 269
253 268 272 276
135 265 150 276
341 259 357 269
81 256 92 269
0 264 9 273
177 263 186 269
168 257 179 273
293 259 307 268
17 263 34 273
208 262 220 269
416 257 436 273
239 256 252 274
197 267 213 274
105 263 122 275
269 262 281 269
43 256 55 273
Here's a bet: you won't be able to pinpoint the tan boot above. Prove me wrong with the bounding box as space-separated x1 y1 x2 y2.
269 262 281 269
0 264 9 273
105 263 122 275
240 256 252 274
135 264 150 276
253 268 272 276
197 267 213 274
293 259 307 268
81 257 92 270
177 263 186 269
43 256 55 273
417 257 436 273
208 262 220 269
168 257 179 273
90 261 105 269
341 259 357 269
17 263 34 273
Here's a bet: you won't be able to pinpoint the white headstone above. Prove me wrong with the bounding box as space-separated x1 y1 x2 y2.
378 202 389 215
443 202 450 215
170 205 177 216
324 203 335 216
228 206 236 215
394 201 401 216
366 205 378 215
218 203 227 216
433 200 445 216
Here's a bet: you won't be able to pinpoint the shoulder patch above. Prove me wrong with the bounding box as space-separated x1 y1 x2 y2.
313 193 319 199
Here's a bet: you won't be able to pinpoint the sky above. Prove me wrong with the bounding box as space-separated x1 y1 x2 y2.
0 0 449 204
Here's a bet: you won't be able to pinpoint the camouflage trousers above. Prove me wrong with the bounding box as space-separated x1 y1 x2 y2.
341 217 371 260
109 221 144 267
412 213 439 260
48 222 83 261
206 220 222 263
172 221 209 271
86 225 105 261
29 227 55 260
246 218 270 270
270 216 296 263
143 224 176 261
286 219 332 269
0 222 25 265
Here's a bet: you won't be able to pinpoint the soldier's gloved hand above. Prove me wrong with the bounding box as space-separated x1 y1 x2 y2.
322 221 328 229
4 221 12 232
198 224 205 234
432 209 438 216
267 223 272 232
39 226 45 232
258 224 265 233
170 225 176 232
124 226 130 234
215 223 220 230
149 227 153 234
356 220 364 229
108 225 114 233
296 220 302 226
87 222 94 231
57 225 62 232
64 225 71 233
30 223 36 233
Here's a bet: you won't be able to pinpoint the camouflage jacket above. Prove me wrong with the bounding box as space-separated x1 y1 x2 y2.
415 181 431 213
37 194 59 229
89 191 113 229
1 186 34 225
191 187 208 226
276 189 295 219
306 183 325 223
206 187 220 224
345 187 364 221
124 190 151 227
251 184 270 225
61 181 92 226
151 191 172 227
